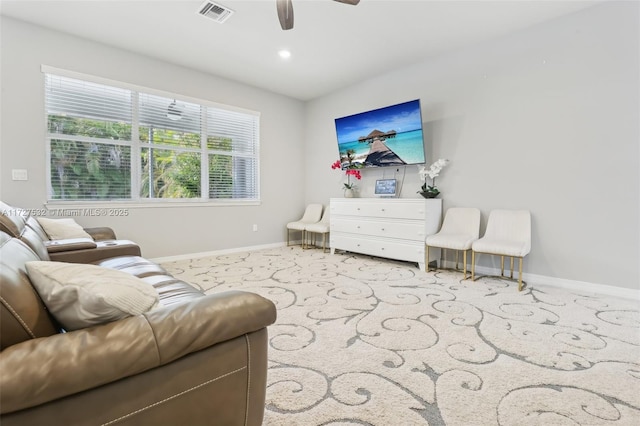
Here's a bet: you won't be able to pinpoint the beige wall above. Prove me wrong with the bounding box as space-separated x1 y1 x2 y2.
0 17 306 258
304 2 639 290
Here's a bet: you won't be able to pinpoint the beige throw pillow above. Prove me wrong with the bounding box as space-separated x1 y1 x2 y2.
26 261 160 331
36 217 93 240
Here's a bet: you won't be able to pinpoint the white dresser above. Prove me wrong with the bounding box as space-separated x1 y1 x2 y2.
329 198 442 269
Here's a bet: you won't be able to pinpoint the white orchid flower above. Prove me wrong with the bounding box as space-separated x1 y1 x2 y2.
419 158 450 196
419 159 450 183
419 159 449 181
418 167 428 181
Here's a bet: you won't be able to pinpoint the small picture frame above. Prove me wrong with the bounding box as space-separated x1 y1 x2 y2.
374 179 397 197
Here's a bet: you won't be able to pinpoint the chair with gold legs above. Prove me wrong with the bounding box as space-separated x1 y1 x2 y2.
305 208 330 252
425 207 480 279
286 204 323 248
471 209 531 291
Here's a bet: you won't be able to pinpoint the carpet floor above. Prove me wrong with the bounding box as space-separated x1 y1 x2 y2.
162 246 640 425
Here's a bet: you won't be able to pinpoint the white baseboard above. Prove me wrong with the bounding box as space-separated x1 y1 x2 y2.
441 260 639 301
150 241 289 264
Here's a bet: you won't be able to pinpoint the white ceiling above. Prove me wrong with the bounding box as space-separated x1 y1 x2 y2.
1 0 601 101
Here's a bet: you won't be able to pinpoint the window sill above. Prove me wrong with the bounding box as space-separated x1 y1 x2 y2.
44 199 261 213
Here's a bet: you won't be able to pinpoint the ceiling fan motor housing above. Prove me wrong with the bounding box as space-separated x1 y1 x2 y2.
276 0 359 31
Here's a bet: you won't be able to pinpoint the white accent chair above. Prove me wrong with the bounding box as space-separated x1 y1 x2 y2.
425 207 481 279
286 204 323 248
471 209 531 291
305 208 330 252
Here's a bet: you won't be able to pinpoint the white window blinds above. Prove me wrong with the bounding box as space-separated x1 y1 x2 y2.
44 70 260 203
206 108 259 199
46 74 132 200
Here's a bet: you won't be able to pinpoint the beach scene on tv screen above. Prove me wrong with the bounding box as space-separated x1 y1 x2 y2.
335 99 426 168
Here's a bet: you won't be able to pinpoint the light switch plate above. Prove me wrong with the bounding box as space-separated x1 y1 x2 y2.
11 169 28 181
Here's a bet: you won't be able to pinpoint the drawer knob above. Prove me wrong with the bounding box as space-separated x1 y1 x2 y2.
381 228 385 231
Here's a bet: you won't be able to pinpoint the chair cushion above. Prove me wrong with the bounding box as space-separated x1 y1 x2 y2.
287 221 314 231
25 261 160 331
426 233 476 250
305 223 330 233
472 238 531 257
36 218 93 240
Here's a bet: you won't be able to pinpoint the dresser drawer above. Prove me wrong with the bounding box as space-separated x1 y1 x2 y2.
331 218 425 241
331 200 426 220
329 198 441 269
331 235 424 263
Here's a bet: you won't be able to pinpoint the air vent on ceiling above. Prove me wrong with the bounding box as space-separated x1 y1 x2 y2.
197 1 234 24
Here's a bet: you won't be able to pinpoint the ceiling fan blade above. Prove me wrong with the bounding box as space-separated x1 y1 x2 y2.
333 0 360 5
276 0 294 30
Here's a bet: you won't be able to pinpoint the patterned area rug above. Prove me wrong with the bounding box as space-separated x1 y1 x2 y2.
162 246 640 425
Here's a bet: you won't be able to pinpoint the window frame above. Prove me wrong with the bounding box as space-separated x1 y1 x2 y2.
42 65 261 208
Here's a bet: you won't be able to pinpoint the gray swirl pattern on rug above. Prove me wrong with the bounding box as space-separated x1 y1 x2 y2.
162 246 640 425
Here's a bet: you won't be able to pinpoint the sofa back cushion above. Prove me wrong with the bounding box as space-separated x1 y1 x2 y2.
25 216 50 242
15 227 51 261
0 203 50 261
0 233 59 350
0 202 28 237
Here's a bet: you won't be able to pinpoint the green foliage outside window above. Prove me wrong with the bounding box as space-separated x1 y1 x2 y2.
209 154 233 198
140 149 201 198
49 115 235 200
50 139 131 200
48 115 132 140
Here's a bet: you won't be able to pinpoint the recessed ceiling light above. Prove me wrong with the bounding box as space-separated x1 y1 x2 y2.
278 49 292 59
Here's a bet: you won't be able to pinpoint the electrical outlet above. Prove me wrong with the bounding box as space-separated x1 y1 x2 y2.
252 224 258 232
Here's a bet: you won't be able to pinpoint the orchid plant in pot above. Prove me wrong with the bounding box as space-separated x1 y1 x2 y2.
331 149 362 197
418 159 449 198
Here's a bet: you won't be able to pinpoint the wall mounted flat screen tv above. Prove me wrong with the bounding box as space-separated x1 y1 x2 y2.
334 99 426 169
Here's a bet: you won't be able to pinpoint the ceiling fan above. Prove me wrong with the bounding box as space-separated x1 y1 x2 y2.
276 0 360 30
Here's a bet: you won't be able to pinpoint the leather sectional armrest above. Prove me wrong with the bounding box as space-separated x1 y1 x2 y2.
44 238 97 253
0 290 277 414
82 227 117 241
48 240 141 263
144 290 278 364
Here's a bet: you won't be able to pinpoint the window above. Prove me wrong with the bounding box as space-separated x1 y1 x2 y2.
44 69 259 203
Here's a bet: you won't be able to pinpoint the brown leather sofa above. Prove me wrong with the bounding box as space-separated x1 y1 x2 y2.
0 201 142 263
0 207 277 425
